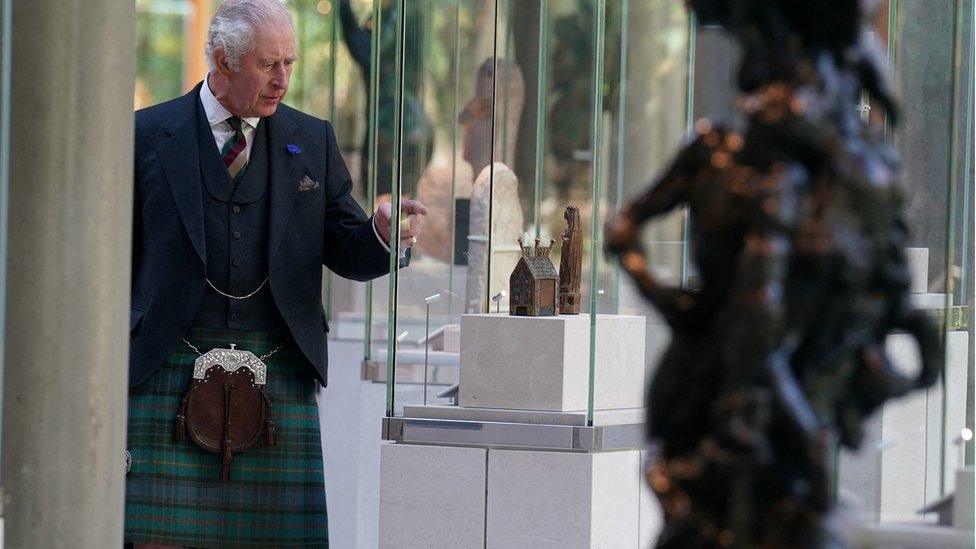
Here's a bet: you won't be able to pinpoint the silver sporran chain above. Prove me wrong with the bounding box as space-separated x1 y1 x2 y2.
183 338 283 361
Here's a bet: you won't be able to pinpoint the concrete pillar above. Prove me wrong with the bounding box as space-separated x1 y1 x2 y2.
2 0 135 546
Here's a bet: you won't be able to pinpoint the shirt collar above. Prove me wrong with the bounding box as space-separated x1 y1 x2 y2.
200 74 261 130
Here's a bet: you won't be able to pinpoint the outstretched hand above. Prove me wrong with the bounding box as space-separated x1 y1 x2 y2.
374 199 429 251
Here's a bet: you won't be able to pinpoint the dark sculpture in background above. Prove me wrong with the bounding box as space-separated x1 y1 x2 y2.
606 1 942 547
559 206 583 315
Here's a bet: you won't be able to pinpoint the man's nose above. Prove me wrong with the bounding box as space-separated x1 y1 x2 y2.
272 65 288 88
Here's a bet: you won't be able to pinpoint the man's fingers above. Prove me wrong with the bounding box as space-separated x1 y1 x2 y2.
399 227 422 239
400 225 421 244
398 214 424 232
400 199 429 216
387 200 426 249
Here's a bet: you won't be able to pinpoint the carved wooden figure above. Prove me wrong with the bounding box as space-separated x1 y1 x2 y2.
509 237 559 317
558 206 583 314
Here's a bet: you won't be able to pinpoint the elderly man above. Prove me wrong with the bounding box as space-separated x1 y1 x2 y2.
125 0 425 546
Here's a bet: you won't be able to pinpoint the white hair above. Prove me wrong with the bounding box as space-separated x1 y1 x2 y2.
205 0 294 72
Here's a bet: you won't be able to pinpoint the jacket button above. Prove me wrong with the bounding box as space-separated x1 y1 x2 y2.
229 313 238 322
232 231 242 239
231 286 240 294
232 205 241 214
232 258 241 267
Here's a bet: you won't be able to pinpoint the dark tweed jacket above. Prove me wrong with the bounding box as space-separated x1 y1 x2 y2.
130 82 390 387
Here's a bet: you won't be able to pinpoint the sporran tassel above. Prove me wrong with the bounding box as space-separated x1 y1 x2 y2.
173 396 188 442
173 414 186 442
220 383 234 482
220 444 233 482
265 419 277 446
264 392 277 446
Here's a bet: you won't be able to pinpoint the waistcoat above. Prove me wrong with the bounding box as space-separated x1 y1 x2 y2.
192 110 287 333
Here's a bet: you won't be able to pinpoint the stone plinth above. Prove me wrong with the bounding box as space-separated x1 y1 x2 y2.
380 443 646 549
905 247 929 293
459 314 646 411
379 444 487 549
879 330 969 522
486 449 641 548
953 468 974 529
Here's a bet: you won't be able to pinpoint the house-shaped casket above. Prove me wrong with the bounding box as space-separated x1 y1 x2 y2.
509 238 559 316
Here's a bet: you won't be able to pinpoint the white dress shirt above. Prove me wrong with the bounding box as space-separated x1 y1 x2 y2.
199 76 260 158
198 74 398 255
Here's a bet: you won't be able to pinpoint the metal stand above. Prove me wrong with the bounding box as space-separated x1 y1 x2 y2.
423 293 442 405
492 290 507 314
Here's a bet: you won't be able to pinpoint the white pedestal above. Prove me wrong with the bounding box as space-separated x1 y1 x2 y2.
910 292 951 309
423 324 461 352
379 443 648 549
905 247 929 293
639 450 664 547
379 444 488 549
459 314 646 411
858 522 974 548
879 330 970 522
952 468 974 529
486 450 641 548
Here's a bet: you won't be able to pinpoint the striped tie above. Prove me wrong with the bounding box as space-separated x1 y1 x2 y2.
222 116 248 181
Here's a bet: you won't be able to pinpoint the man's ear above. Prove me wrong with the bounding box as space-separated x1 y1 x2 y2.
213 47 233 77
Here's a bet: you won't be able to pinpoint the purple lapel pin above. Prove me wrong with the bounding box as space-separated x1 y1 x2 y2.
286 144 302 156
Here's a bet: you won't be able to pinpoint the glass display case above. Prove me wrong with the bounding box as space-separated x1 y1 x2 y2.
371 0 693 422
372 4 692 544
374 0 974 542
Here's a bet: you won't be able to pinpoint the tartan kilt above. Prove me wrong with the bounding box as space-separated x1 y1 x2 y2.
125 327 329 548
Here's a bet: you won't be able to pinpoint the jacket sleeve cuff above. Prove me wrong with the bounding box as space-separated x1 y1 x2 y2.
372 215 407 259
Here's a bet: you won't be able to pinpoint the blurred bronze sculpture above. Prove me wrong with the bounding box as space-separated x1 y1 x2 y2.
510 237 559 317
558 206 583 315
606 1 942 547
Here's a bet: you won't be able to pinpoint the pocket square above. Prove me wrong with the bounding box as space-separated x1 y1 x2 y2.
299 175 320 192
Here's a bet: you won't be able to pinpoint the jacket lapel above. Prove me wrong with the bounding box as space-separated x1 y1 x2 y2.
159 84 206 265
266 111 303 266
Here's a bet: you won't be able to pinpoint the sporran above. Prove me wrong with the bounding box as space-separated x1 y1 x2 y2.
173 342 279 481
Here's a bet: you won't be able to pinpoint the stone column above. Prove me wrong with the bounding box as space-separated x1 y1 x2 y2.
2 0 135 546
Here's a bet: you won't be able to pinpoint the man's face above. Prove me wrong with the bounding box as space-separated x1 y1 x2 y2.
220 24 296 117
